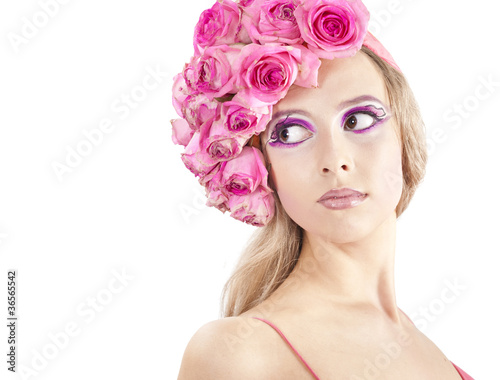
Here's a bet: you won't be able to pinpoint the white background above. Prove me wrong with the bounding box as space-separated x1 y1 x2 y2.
0 0 498 379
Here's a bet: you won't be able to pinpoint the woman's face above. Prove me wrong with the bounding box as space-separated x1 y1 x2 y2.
262 51 403 243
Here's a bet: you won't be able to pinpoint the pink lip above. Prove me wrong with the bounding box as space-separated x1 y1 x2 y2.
317 188 367 210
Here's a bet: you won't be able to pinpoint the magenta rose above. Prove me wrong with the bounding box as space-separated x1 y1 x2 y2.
171 118 194 147
241 0 302 45
220 100 272 139
234 43 321 107
194 0 248 54
228 186 275 226
202 118 248 162
184 45 241 99
235 43 298 106
295 0 369 59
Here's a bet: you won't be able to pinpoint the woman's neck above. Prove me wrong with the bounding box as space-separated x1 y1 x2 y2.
284 212 401 325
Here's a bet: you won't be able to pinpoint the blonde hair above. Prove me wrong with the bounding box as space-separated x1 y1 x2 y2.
221 46 428 318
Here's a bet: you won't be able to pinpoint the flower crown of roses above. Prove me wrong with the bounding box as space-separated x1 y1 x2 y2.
171 0 400 227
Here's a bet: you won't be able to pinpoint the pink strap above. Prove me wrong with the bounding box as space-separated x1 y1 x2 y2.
253 313 474 380
251 317 320 380
451 363 474 380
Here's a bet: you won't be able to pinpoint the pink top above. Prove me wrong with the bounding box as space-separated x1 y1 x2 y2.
251 316 474 380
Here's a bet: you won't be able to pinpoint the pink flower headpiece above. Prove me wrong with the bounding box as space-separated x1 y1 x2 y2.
171 0 400 227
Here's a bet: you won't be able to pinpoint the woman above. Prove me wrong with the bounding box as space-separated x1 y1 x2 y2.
172 0 473 378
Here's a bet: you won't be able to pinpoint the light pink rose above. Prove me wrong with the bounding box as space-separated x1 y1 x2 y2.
204 174 229 211
181 93 219 131
171 118 193 147
290 44 321 88
173 74 219 133
228 186 275 226
181 131 220 179
172 73 189 119
219 146 269 197
234 43 321 107
241 0 302 45
221 100 272 139
202 118 248 161
194 0 247 54
183 45 241 99
295 0 369 59
206 146 274 226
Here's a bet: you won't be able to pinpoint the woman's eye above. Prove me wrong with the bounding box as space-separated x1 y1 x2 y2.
344 112 378 131
273 125 313 145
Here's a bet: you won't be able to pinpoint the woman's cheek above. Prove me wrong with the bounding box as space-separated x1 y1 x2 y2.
271 156 312 210
378 140 403 208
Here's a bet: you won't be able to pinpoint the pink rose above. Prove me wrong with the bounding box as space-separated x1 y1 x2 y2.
221 100 272 139
219 146 269 197
204 174 229 211
172 73 189 119
194 0 247 54
228 187 275 226
183 45 241 99
241 0 302 45
295 0 369 59
171 118 194 147
181 93 219 131
205 146 274 226
234 43 321 107
202 118 248 161
173 72 215 130
291 44 321 88
181 131 220 179
235 44 299 106
173 75 220 133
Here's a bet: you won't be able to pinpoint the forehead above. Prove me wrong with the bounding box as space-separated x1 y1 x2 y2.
273 51 388 118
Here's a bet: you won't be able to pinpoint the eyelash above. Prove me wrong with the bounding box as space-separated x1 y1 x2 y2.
267 106 388 147
268 117 314 148
342 106 387 134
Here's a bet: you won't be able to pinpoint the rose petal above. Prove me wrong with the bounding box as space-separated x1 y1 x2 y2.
228 186 275 226
171 118 194 147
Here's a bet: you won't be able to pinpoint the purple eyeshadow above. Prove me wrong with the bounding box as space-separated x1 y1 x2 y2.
341 105 388 134
268 116 316 148
277 117 316 132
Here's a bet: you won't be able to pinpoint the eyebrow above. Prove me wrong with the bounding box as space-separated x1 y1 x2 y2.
270 95 388 123
337 95 387 110
271 109 312 121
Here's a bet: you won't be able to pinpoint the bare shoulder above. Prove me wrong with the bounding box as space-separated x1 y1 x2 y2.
177 316 274 380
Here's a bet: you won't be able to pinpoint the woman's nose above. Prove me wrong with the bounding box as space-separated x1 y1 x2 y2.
318 130 354 175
